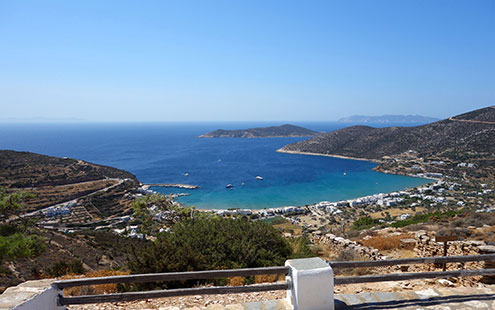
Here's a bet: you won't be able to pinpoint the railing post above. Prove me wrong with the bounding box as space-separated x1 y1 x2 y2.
479 246 495 284
285 257 334 310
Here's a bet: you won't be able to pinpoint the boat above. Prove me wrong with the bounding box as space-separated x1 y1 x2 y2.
226 184 234 189
184 172 189 176
256 176 263 180
241 182 245 186
343 172 347 176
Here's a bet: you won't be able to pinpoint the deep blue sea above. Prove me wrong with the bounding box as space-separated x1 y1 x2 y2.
0 122 431 209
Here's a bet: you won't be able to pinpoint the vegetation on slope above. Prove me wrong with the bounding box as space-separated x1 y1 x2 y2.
129 217 314 288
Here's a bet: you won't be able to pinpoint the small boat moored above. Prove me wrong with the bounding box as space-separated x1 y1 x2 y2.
226 184 234 189
256 176 263 180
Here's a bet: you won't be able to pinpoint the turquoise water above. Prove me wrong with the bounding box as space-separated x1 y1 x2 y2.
0 122 431 209
164 154 429 209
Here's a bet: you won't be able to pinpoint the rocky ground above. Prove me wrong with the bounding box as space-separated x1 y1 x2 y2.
67 290 286 310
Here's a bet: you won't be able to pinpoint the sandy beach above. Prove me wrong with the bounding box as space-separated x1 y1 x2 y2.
276 148 381 163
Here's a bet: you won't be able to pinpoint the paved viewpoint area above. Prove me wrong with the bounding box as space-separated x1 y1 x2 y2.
172 286 495 310
336 286 495 310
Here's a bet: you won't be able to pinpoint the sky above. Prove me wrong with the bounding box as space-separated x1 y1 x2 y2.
0 0 494 122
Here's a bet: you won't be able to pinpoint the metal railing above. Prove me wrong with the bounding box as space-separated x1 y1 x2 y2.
54 254 495 306
54 266 289 306
329 253 495 285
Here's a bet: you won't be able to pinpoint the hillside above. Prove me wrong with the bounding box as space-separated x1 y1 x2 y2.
0 229 149 292
338 114 439 124
0 150 138 188
199 124 319 138
279 106 495 160
0 152 146 291
0 150 139 216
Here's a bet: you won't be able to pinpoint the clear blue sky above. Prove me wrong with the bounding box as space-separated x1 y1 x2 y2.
0 0 493 122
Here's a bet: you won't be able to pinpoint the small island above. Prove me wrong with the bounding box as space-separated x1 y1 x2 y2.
199 124 319 138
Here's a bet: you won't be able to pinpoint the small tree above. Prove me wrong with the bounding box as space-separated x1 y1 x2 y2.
0 187 35 218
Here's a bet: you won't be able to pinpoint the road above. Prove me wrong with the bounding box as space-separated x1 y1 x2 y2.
6 178 127 222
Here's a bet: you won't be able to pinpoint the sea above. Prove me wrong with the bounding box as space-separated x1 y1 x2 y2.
0 122 431 210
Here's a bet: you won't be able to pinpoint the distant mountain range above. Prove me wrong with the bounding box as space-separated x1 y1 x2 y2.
199 124 319 138
279 106 495 160
338 114 439 124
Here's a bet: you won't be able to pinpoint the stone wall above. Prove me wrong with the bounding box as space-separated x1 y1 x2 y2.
313 233 385 261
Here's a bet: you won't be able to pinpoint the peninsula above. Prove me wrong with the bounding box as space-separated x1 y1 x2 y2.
279 106 495 161
199 124 319 138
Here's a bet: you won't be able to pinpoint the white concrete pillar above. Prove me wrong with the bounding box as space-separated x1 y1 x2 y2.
285 257 334 310
0 279 65 310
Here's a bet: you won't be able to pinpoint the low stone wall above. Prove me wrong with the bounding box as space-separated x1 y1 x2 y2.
413 230 486 258
314 233 385 261
0 279 65 310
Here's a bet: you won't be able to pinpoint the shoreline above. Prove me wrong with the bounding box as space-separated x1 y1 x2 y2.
143 183 200 190
276 148 381 163
163 150 434 212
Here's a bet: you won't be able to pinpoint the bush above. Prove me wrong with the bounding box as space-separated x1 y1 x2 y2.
129 217 308 288
287 236 315 259
333 249 370 276
0 233 45 261
391 210 462 228
61 270 131 296
353 217 381 230
47 260 85 277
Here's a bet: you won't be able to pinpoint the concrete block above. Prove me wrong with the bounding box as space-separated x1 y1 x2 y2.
285 257 334 310
0 280 65 310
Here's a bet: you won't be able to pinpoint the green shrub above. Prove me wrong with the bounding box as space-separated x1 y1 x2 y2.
391 210 462 228
129 217 305 288
0 233 45 261
353 217 381 230
287 236 315 259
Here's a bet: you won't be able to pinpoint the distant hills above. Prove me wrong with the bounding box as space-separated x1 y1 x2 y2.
199 124 319 138
338 114 439 124
279 106 495 160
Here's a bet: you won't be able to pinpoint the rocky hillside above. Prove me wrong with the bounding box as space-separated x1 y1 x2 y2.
0 150 138 188
199 124 319 138
0 150 140 215
0 229 149 292
338 114 439 124
279 106 495 160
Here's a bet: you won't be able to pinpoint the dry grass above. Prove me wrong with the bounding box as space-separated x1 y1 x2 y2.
24 179 117 211
360 233 414 251
368 207 426 219
254 274 284 283
228 276 245 286
227 274 285 286
273 222 302 235
61 269 131 296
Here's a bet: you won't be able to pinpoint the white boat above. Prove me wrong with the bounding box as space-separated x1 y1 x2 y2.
256 176 263 180
184 172 189 176
226 184 234 189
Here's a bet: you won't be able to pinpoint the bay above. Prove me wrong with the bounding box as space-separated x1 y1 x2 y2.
0 122 431 209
